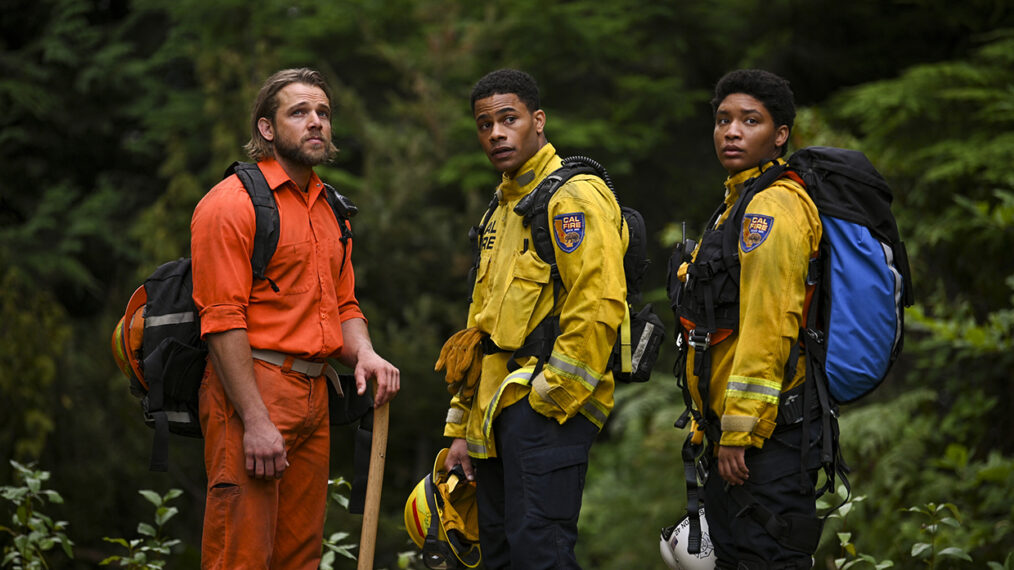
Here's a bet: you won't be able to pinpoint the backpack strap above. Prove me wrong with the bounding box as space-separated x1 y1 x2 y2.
322 182 357 272
515 156 619 280
467 191 501 303
224 162 358 292
225 161 281 291
322 183 358 244
511 158 611 373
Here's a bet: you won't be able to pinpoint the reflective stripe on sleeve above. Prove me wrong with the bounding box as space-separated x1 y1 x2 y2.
466 438 490 459
578 399 608 428
726 376 781 404
546 351 603 392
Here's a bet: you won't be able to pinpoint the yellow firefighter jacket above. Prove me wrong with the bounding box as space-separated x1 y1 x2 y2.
444 143 628 459
681 160 822 448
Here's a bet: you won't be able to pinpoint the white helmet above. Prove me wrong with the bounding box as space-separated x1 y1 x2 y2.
659 507 716 570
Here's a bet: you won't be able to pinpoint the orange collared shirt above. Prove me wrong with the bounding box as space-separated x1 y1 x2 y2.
190 158 364 360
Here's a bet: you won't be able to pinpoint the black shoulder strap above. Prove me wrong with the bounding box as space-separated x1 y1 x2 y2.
224 161 280 284
322 182 357 244
513 157 607 279
467 191 501 302
224 162 358 289
322 182 357 274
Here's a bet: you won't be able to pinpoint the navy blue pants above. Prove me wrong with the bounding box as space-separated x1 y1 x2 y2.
703 420 822 570
474 397 599 570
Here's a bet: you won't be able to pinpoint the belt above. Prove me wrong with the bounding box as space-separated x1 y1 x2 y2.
250 349 344 398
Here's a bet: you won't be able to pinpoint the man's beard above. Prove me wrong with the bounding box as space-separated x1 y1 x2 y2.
274 134 334 167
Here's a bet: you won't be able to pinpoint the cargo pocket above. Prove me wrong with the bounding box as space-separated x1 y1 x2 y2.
205 482 241 551
493 250 551 348
520 444 587 521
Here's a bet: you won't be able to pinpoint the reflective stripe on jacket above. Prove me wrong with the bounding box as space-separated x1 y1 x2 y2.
444 143 628 458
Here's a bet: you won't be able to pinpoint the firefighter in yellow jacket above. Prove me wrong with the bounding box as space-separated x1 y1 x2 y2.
436 69 627 569
673 69 824 568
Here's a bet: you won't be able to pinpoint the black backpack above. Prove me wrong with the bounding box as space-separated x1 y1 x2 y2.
471 156 664 382
112 162 365 471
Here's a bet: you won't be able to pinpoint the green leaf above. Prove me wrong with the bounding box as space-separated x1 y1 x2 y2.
137 522 157 537
939 516 961 528
103 537 130 548
139 490 162 506
938 547 974 562
155 506 179 527
911 542 932 558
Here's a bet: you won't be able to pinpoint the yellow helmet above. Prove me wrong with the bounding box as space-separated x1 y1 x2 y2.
403 448 481 569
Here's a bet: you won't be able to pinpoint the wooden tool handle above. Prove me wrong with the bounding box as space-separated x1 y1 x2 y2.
357 400 389 570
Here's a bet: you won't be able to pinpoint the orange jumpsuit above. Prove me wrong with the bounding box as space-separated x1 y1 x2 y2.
191 158 363 569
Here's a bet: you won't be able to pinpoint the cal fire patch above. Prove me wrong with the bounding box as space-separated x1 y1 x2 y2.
553 212 585 253
740 213 774 253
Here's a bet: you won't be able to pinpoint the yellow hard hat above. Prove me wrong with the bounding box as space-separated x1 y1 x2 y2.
403 448 481 569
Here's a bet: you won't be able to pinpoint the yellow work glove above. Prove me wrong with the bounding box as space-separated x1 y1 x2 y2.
434 327 484 397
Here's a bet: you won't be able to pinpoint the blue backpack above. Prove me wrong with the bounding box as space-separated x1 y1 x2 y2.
755 146 915 405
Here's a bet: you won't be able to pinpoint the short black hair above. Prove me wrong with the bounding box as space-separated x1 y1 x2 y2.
470 69 541 114
712 69 795 156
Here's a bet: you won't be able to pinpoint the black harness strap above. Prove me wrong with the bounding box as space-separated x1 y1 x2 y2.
228 162 280 290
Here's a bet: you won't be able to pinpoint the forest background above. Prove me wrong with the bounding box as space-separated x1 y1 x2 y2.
2 0 1014 567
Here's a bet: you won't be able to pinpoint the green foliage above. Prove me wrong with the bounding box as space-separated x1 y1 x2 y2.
906 503 975 567
319 478 356 569
0 264 69 465
578 376 687 567
99 489 182 569
0 462 74 569
807 29 1014 566
818 491 895 569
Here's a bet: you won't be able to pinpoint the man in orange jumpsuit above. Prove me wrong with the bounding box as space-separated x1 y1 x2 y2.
191 68 400 569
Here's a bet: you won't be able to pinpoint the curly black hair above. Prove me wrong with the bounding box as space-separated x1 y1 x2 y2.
470 69 541 114
711 69 795 156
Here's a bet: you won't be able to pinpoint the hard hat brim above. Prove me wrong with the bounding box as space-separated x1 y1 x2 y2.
122 284 147 388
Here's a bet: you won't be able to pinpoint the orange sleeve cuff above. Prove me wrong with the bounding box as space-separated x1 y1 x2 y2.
199 304 248 337
338 306 366 324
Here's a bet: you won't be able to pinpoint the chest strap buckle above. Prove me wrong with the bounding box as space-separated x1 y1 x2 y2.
687 329 712 352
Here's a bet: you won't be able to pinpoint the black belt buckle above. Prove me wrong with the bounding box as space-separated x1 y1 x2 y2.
688 329 712 352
